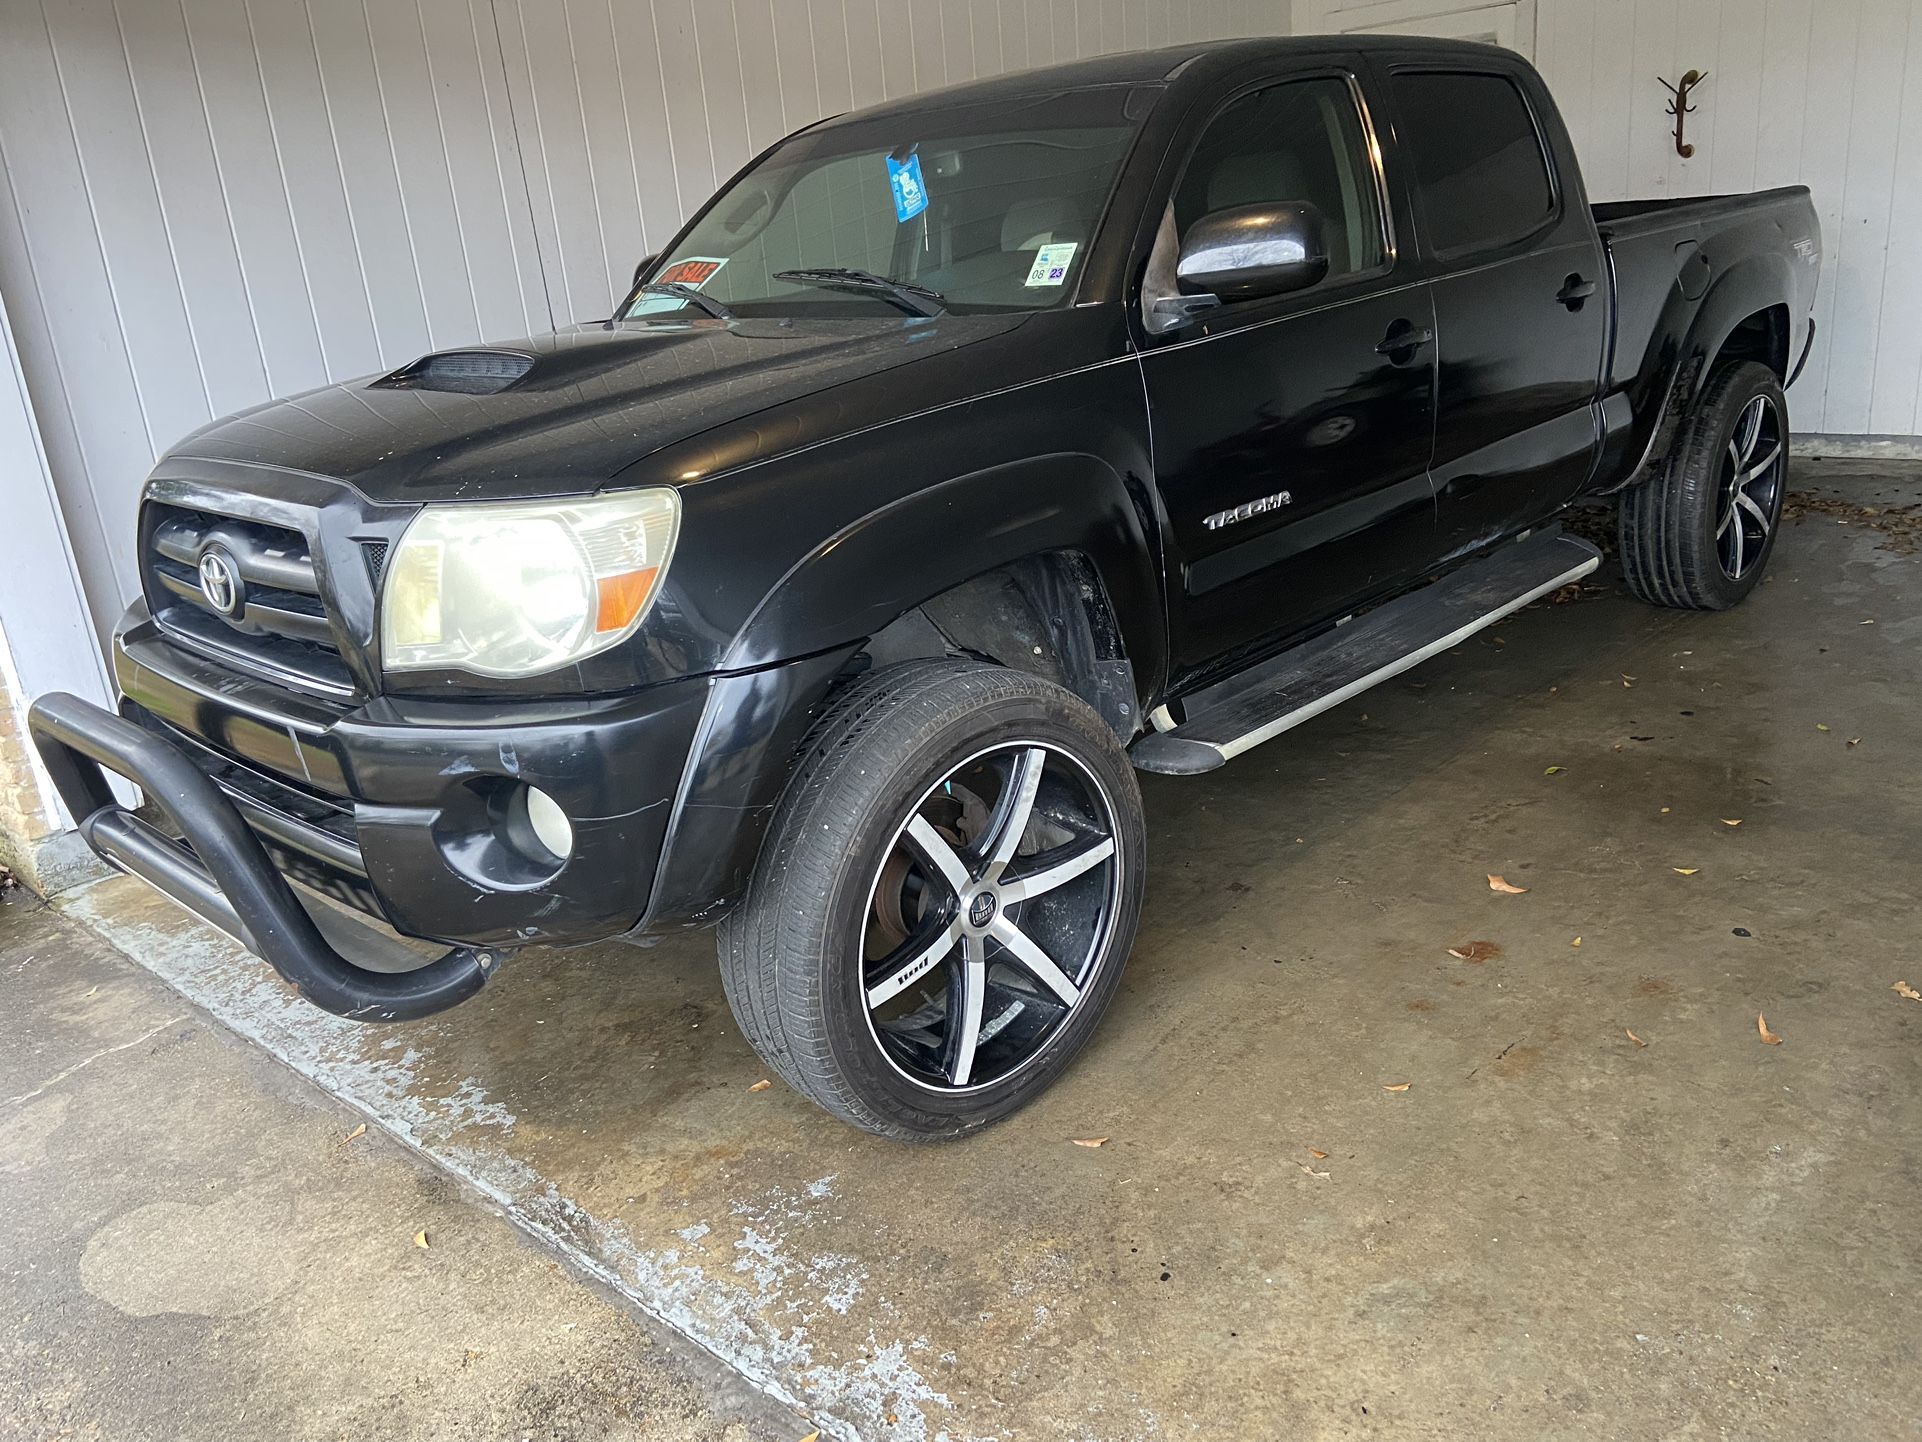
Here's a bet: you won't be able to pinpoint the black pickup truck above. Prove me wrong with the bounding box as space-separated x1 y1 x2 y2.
32 37 1820 1139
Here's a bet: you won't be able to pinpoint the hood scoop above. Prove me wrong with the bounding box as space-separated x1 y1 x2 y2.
373 348 536 396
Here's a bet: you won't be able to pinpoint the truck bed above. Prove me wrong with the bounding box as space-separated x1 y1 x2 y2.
1593 185 1819 473
1591 186 1813 239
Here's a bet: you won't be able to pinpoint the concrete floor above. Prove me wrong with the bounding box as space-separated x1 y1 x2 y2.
21 460 1922 1440
0 894 806 1441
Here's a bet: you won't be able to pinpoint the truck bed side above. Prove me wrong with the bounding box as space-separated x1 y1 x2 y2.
1590 185 1820 493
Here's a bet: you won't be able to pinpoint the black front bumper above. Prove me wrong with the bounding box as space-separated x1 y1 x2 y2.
108 612 710 952
28 691 500 1021
29 610 715 1020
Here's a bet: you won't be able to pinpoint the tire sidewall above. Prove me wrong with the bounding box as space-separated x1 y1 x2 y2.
1684 361 1789 607
809 676 1145 1135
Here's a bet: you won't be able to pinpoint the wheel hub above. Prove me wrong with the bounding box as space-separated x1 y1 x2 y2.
965 889 1000 931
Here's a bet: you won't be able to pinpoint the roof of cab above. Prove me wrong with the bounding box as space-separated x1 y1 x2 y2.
812 34 1513 128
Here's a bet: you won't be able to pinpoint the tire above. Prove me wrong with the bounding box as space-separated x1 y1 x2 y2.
718 659 1146 1141
1619 359 1790 610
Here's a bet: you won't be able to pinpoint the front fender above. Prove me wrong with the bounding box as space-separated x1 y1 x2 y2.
721 451 1165 692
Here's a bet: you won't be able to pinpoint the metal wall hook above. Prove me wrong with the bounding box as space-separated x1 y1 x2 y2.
1659 69 1709 158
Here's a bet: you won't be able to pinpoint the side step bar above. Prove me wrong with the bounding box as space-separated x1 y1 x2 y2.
1131 530 1601 776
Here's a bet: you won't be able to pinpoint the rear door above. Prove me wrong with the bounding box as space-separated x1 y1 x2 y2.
1376 58 1607 557
1136 64 1439 683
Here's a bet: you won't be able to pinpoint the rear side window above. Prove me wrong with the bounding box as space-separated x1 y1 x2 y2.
1390 71 1554 255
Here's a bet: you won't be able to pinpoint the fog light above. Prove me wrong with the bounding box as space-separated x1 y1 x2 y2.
522 785 574 860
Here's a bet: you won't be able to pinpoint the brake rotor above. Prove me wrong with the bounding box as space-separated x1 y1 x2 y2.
869 781 990 948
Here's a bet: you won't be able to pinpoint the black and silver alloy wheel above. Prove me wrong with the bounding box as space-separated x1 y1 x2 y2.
861 742 1121 1093
720 659 1146 1141
1714 392 1785 581
1620 359 1791 610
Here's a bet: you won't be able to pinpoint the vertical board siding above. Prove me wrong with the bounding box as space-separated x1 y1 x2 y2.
0 0 1289 631
1528 0 1922 435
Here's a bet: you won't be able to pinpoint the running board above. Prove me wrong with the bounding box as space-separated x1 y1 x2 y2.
1131 531 1601 775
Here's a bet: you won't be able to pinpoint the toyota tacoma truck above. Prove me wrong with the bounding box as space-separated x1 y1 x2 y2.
31 37 1820 1140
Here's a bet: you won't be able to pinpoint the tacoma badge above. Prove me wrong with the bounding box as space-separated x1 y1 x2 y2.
1204 491 1292 530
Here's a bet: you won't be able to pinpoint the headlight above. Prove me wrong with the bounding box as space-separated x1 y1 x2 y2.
381 490 680 677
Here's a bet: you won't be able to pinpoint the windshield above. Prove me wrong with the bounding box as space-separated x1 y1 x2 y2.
623 87 1150 320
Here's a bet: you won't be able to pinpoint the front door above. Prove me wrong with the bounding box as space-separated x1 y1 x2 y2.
1138 70 1439 683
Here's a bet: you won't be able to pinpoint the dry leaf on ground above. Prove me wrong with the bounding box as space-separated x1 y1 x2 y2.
1721 818 1743 827
747 1079 772 1092
798 1432 822 1442
339 1122 367 1145
1817 723 1831 732
1295 1162 1331 1179
1487 875 1528 894
1673 867 1700 876
1383 1082 1413 1092
1571 936 1584 948
1625 1028 1647 1048
413 1230 430 1249
1848 737 1862 747
1544 765 1564 775
1306 1148 1329 1159
1449 940 1502 963
1892 982 1920 1002
1758 1014 1782 1045
1072 1137 1109 1148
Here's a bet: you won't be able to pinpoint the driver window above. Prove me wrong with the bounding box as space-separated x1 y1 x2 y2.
1173 77 1387 283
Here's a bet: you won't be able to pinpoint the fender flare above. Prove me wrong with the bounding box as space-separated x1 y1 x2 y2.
720 451 1167 696
1616 253 1795 491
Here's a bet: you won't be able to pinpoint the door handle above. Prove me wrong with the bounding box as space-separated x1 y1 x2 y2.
1374 323 1433 358
1557 274 1598 309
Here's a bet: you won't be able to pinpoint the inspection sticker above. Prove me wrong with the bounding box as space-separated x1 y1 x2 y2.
886 151 928 222
1023 241 1078 287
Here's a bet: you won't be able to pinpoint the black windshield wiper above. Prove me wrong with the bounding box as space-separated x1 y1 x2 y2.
772 268 946 318
634 281 734 320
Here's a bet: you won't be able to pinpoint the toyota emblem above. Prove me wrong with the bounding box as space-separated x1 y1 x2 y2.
197 549 244 617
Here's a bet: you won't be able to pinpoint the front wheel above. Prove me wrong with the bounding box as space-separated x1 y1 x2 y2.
1619 359 1790 609
719 660 1146 1141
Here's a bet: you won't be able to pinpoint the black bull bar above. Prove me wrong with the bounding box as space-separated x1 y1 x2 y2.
27 692 501 1021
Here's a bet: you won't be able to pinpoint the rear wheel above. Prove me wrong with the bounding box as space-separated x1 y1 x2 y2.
719 659 1145 1141
1620 359 1789 609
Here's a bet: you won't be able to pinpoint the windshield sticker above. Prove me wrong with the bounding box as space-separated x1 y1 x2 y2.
655 257 725 288
886 150 928 223
629 256 727 316
1024 241 1078 288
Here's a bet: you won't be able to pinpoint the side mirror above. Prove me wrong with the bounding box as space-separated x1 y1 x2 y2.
631 254 658 290
1175 202 1329 304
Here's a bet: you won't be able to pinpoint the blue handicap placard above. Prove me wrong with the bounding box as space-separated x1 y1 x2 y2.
886 151 928 223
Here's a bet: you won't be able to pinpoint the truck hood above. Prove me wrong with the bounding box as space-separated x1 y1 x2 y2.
165 315 1033 504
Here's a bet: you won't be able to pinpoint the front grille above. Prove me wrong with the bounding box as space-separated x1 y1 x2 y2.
143 503 355 698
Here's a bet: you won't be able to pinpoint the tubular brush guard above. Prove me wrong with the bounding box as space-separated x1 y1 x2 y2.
27 692 503 1022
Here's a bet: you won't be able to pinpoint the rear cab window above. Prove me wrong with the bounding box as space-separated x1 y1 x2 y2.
1388 70 1555 256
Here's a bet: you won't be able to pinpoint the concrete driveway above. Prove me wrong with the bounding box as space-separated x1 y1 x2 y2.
49 461 1922 1441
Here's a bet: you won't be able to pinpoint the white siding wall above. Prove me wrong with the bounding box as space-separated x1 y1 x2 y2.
1300 0 1922 440
0 0 1288 640
1535 0 1922 439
